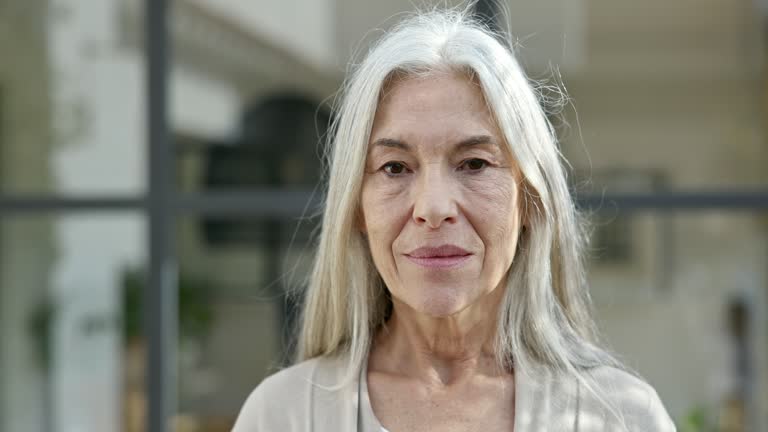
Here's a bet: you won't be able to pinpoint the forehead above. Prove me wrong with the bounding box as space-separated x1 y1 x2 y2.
369 72 501 151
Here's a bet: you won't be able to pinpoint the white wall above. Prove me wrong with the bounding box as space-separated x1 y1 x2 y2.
171 67 239 141
188 0 336 71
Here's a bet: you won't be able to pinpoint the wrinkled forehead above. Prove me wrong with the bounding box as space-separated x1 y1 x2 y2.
369 69 515 160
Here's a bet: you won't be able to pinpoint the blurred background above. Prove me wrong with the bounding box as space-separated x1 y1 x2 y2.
0 0 766 431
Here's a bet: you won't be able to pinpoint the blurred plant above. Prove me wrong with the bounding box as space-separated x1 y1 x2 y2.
28 296 55 370
121 267 215 344
679 405 710 432
27 269 216 369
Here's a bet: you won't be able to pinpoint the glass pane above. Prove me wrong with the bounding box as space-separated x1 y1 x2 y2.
559 1 767 190
174 215 316 430
171 0 336 193
0 214 145 432
585 210 768 431
0 2 146 195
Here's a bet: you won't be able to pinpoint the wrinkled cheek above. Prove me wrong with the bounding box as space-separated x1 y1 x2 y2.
361 212 403 283
471 186 521 275
363 181 408 213
370 241 402 295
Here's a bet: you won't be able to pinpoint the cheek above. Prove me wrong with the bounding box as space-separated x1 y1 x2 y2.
464 172 521 254
361 177 408 227
360 177 410 255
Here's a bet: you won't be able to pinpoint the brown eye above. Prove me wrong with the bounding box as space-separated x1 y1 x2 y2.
383 162 407 175
462 158 488 171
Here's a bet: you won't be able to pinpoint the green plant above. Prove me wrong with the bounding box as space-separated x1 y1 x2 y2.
28 296 55 370
26 268 216 370
121 267 215 344
679 405 710 432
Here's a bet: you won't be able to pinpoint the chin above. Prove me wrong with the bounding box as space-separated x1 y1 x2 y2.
409 286 476 317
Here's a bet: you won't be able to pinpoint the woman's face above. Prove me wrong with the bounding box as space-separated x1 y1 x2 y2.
360 72 523 318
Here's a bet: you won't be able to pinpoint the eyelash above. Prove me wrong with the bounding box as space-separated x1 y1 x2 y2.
380 158 490 177
458 158 489 172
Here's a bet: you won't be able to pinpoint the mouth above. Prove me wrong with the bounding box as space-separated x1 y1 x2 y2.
404 244 473 269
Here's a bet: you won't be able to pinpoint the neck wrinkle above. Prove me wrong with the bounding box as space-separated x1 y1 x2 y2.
372 290 507 386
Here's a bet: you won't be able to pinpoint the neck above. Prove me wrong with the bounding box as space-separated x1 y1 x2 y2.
371 287 506 386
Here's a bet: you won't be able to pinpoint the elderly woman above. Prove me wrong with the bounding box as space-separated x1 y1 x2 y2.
233 8 674 432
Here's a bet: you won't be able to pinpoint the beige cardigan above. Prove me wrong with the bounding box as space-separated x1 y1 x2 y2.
232 354 676 431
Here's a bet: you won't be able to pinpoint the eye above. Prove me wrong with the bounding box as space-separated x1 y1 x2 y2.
459 158 489 172
382 161 408 176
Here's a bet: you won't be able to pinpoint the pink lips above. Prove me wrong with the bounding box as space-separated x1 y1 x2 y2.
404 244 472 269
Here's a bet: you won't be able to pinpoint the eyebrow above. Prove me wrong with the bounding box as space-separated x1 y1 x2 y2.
370 134 499 152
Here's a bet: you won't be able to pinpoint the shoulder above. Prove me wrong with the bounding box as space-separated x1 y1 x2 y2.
581 366 676 431
231 355 349 432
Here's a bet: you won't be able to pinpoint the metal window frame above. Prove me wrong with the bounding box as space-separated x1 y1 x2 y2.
145 1 174 430
1 190 767 214
0 1 765 431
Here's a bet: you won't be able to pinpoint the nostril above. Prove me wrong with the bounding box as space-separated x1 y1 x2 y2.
414 214 456 229
412 193 459 228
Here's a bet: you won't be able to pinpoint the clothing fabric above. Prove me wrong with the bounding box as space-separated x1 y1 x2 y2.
232 354 676 431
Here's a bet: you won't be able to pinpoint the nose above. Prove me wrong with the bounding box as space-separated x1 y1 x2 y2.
412 167 459 229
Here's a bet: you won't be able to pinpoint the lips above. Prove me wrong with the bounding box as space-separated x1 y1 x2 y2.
406 244 471 258
404 244 472 269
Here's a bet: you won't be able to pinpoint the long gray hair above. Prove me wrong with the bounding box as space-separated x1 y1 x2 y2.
296 5 626 421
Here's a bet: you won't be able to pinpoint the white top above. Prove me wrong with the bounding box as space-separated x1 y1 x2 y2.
232 354 676 431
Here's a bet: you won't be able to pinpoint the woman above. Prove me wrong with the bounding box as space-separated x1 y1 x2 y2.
233 8 675 432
